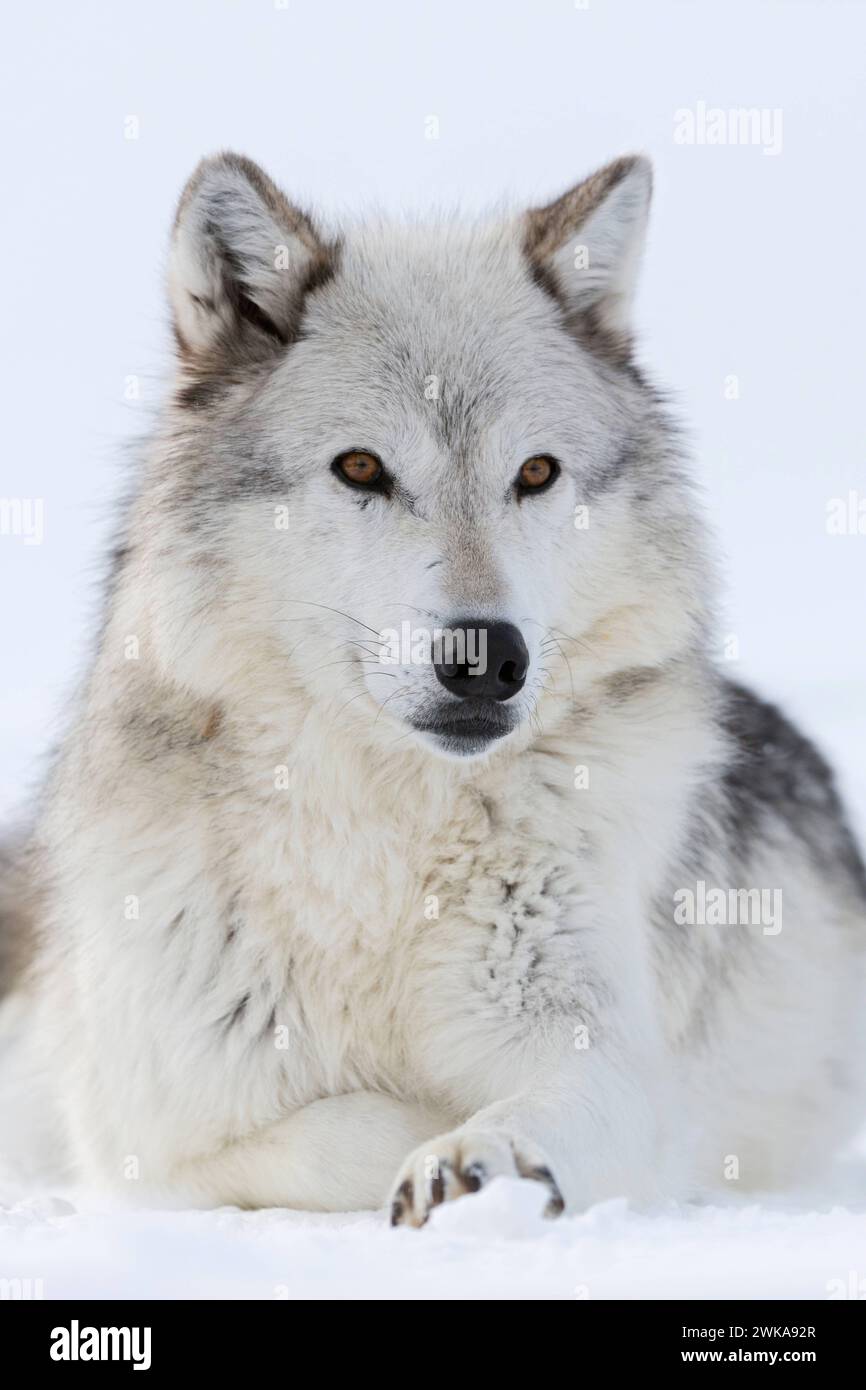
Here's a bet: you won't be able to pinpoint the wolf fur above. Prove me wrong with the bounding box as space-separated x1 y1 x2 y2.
3 152 865 1224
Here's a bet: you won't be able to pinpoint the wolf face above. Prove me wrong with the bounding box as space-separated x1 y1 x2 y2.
153 153 708 760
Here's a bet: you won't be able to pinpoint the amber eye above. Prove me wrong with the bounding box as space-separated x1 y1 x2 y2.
517 454 559 494
332 450 386 491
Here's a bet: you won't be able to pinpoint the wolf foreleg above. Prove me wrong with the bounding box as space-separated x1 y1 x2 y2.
170 1091 448 1211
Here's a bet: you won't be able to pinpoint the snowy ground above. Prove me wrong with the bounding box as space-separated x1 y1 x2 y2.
3 1159 866 1301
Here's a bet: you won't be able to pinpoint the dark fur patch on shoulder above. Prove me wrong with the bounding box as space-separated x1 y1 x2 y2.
720 680 866 898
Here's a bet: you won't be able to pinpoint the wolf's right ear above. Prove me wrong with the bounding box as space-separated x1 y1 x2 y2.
168 153 334 371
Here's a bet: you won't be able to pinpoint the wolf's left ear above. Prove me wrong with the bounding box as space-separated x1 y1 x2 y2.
168 152 334 370
523 155 652 342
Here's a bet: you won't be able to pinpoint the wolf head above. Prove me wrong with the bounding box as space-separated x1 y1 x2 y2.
140 153 708 761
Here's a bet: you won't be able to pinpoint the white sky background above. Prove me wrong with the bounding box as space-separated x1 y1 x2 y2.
0 0 864 826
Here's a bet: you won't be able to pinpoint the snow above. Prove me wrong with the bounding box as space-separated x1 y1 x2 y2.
1 0 866 1300
2 1165 866 1300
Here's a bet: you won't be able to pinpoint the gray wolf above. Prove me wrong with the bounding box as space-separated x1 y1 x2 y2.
2 152 864 1225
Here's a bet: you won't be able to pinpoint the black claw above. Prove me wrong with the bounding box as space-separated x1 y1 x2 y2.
429 1167 446 1207
526 1165 565 1217
461 1161 487 1193
390 1178 414 1227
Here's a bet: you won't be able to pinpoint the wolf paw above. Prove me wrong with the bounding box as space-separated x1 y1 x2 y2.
388 1128 564 1228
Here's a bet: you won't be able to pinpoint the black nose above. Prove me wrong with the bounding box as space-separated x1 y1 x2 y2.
434 621 528 702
